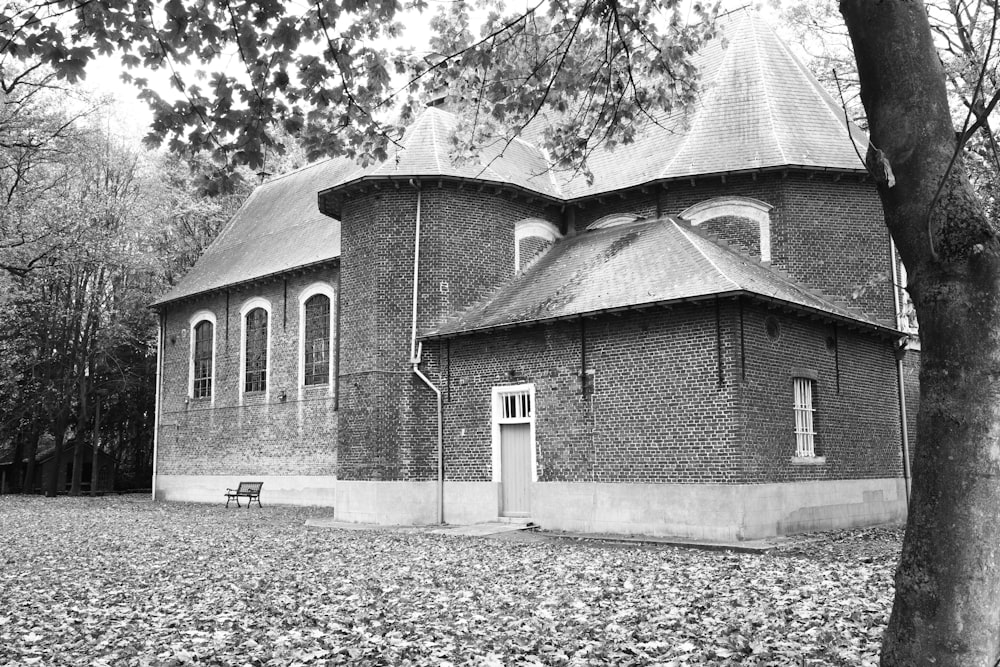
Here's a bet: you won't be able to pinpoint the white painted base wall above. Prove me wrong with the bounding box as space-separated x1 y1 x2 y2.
532 478 907 540
155 474 337 506
331 477 906 540
157 475 906 541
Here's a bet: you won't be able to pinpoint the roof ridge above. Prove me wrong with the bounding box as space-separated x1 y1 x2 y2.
749 13 787 164
656 23 733 180
669 218 741 291
765 16 869 162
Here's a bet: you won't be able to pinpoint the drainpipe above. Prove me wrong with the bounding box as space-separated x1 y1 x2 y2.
151 311 164 501
408 182 445 524
896 339 912 507
413 344 444 525
889 238 911 507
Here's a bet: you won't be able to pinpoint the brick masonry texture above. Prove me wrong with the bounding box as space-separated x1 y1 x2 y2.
699 215 761 258
518 236 553 271
423 299 904 485
157 169 910 494
736 303 903 482
156 267 339 477
572 172 895 322
337 184 559 481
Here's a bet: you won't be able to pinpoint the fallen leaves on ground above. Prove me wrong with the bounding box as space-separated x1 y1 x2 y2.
0 496 900 666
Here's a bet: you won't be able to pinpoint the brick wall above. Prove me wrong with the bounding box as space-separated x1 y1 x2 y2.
571 172 894 321
699 215 761 257
518 236 553 271
337 184 560 481
434 303 741 484
156 267 339 477
424 298 903 485
737 302 903 483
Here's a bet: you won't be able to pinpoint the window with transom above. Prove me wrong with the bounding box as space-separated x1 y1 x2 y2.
244 307 268 392
303 294 331 385
192 320 213 398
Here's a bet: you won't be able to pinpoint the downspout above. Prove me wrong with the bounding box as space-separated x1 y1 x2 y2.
408 182 445 524
889 238 911 506
151 311 164 501
413 344 444 525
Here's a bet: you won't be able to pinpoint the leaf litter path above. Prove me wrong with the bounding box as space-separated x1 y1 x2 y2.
0 497 899 666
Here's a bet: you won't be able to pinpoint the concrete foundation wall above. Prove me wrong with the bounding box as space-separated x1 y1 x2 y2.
155 474 337 506
529 477 906 540
334 480 439 524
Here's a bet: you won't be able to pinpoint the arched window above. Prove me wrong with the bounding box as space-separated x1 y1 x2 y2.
188 310 216 400
299 282 336 390
304 294 331 385
193 321 214 398
243 305 269 393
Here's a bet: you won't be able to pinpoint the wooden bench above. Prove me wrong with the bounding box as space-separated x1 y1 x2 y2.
225 481 263 508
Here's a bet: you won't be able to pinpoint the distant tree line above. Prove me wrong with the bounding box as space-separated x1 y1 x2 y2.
0 66 258 494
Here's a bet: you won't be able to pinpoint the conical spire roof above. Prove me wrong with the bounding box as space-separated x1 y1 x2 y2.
555 9 868 198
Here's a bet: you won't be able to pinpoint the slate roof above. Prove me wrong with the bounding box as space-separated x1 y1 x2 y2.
552 9 869 199
317 108 564 217
423 218 897 339
155 8 873 307
151 159 356 307
319 8 868 207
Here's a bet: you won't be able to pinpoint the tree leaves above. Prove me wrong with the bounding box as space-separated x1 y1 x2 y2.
0 497 899 666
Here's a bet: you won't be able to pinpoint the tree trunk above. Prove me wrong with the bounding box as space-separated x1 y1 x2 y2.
90 399 100 496
71 377 87 495
46 415 68 497
23 428 41 494
841 1 1000 664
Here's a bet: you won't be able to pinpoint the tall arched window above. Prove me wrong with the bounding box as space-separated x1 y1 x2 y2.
244 307 268 393
193 320 214 398
298 282 336 391
303 294 331 385
188 310 216 401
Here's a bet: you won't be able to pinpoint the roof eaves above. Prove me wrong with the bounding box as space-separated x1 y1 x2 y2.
149 257 340 310
421 290 900 341
317 173 564 217
561 165 869 206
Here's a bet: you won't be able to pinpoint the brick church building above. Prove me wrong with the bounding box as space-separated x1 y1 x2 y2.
151 10 918 540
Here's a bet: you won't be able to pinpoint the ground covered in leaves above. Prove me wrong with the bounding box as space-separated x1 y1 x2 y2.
0 496 900 666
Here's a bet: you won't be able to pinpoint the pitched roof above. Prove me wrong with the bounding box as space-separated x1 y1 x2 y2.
319 8 868 207
423 218 897 339
317 108 563 217
151 158 356 307
553 9 868 198
156 9 872 305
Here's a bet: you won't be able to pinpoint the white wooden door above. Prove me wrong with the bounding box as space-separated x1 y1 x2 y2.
500 422 531 517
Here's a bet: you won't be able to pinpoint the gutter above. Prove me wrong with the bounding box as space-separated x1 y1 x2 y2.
408 182 445 524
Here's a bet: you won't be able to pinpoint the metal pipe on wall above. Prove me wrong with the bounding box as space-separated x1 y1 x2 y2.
407 183 445 524
151 312 164 501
